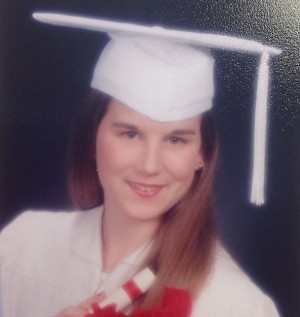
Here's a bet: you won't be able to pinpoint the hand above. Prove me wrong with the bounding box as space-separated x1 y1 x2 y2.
54 293 105 317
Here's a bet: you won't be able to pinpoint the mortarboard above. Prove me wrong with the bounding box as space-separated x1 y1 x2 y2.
32 12 281 206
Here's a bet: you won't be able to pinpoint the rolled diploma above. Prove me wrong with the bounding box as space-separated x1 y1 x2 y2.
91 267 155 312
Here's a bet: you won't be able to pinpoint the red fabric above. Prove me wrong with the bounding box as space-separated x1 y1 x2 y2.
85 288 192 317
123 279 143 301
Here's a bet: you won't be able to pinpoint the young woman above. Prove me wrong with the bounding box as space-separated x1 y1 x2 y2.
0 13 281 317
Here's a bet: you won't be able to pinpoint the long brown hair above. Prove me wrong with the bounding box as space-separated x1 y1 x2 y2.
68 88 218 306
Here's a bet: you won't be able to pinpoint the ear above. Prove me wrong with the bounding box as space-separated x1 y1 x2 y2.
195 153 205 171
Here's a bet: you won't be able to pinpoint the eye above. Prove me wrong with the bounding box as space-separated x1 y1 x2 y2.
169 136 184 144
123 131 137 138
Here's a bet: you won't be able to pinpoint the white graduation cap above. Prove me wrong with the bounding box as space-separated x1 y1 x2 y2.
33 12 282 206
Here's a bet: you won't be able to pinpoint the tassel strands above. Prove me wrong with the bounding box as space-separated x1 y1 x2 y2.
250 51 270 205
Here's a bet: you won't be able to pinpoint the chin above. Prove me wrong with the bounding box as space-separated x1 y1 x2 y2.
122 201 170 223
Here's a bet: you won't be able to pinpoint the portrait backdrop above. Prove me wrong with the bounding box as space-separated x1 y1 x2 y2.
1 1 299 317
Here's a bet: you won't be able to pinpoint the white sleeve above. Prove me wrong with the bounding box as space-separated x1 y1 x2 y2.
191 244 281 317
192 290 280 317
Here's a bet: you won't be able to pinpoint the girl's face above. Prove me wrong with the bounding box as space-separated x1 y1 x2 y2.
96 99 202 224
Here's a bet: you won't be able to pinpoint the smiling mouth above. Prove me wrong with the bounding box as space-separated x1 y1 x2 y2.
128 182 164 198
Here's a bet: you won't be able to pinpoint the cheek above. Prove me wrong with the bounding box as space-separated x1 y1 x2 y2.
96 138 135 174
166 150 199 181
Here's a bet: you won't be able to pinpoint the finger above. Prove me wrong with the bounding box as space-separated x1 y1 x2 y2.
54 305 87 317
78 292 106 311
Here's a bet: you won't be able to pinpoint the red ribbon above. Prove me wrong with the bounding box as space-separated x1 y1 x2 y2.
85 287 192 317
123 279 143 301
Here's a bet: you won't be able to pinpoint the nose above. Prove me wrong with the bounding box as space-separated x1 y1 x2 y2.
136 141 162 176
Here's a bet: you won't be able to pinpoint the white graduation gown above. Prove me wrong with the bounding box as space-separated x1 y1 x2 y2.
0 207 280 317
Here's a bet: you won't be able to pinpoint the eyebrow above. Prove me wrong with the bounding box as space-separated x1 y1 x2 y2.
169 129 197 136
112 122 138 130
112 122 197 135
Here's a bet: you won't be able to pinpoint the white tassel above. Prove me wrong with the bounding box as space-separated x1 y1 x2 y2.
250 51 270 205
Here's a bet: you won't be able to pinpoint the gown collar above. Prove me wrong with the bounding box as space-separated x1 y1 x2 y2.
71 206 152 269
